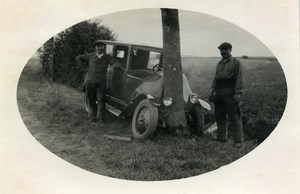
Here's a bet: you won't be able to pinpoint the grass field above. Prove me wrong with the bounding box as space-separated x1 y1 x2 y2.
17 56 287 180
182 56 287 141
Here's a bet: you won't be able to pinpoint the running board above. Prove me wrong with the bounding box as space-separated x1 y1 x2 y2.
105 103 122 117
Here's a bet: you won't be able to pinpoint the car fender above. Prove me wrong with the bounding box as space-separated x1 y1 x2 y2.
182 74 211 111
198 99 211 111
119 94 160 118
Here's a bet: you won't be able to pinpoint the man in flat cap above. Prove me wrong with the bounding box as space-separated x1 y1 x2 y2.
76 40 121 122
209 42 244 147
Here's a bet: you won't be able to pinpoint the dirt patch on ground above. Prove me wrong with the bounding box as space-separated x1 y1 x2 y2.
18 103 113 176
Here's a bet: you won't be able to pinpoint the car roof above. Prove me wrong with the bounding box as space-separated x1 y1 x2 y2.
99 40 162 52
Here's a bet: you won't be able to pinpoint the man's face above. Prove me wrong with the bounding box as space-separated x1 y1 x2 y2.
219 48 231 59
95 44 105 55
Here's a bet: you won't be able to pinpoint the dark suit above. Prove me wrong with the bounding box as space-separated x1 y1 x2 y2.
76 52 120 121
211 56 244 143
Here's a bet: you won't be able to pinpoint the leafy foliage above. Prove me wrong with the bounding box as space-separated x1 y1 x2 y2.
38 20 117 88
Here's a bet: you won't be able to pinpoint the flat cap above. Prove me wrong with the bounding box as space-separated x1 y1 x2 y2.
94 40 105 46
218 42 232 49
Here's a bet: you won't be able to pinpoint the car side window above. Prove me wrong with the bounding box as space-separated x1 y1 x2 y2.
106 45 113 55
130 48 162 71
114 45 128 68
148 51 161 70
130 48 149 70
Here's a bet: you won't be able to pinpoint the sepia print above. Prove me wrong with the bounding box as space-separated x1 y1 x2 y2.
1 1 298 194
17 8 287 181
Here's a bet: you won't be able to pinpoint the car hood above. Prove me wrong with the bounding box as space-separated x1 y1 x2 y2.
134 70 164 98
134 70 193 103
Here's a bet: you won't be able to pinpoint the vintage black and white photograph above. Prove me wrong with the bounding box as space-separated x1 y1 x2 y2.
17 8 287 180
1 0 299 193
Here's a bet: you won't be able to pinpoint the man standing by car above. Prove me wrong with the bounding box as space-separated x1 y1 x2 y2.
76 40 121 122
209 42 244 147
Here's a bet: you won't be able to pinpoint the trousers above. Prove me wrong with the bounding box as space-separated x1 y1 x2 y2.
214 87 244 143
86 82 106 120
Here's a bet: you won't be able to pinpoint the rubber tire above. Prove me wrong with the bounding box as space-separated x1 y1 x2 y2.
132 99 158 140
189 104 204 136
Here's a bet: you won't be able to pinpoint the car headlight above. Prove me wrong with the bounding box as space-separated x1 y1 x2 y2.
189 93 198 104
163 97 173 106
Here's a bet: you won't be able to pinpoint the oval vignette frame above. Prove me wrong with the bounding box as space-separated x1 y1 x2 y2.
17 8 287 181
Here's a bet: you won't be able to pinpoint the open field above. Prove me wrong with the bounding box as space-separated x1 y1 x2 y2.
182 56 287 141
17 56 286 180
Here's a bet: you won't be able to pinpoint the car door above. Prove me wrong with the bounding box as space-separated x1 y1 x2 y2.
108 45 128 104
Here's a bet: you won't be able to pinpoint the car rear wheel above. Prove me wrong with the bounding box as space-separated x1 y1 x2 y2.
132 99 158 140
188 104 204 137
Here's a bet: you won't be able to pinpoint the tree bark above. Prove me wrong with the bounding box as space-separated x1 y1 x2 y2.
161 9 187 130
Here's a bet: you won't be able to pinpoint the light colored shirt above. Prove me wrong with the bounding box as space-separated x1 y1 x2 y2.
96 53 103 59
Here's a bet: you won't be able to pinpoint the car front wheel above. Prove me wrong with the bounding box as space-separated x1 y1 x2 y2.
132 99 158 140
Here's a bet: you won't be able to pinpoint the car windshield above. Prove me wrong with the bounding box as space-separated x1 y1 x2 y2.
130 48 162 71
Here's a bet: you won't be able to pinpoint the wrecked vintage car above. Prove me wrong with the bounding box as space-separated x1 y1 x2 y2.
84 40 211 139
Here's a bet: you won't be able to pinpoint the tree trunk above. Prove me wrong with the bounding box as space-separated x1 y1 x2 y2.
161 9 187 130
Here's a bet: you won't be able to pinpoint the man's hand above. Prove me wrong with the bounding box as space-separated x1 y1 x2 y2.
234 93 242 104
209 91 215 102
114 64 125 71
111 59 125 71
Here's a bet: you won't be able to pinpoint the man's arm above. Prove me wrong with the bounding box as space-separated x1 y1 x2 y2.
234 59 244 94
76 53 90 92
209 68 217 102
76 54 90 69
108 55 124 70
234 59 244 103
76 55 85 65
211 77 217 92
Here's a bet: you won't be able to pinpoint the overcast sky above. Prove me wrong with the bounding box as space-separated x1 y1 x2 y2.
97 9 273 57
